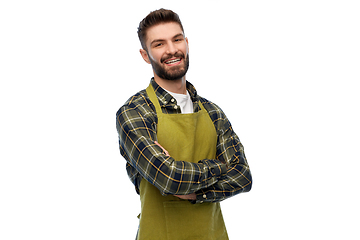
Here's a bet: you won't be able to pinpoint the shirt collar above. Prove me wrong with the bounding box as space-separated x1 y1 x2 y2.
150 78 199 105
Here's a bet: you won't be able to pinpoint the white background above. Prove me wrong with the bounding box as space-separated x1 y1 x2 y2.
1 0 359 239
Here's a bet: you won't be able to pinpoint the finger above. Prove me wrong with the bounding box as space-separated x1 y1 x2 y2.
154 141 170 156
174 194 186 199
174 193 196 200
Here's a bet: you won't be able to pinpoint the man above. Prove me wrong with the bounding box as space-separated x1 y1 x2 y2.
116 9 252 240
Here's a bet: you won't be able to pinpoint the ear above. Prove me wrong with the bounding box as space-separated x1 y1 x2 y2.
140 49 151 64
185 37 189 53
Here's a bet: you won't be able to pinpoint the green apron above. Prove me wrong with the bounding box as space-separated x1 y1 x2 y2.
137 84 228 240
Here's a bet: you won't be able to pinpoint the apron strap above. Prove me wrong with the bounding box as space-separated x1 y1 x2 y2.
197 100 206 112
146 84 163 115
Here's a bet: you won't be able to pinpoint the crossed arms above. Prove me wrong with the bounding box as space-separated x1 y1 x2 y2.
116 94 252 203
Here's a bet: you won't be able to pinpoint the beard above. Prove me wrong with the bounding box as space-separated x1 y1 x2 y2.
148 52 190 81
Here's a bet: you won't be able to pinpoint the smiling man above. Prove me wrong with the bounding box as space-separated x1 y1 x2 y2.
142 23 189 82
116 9 252 240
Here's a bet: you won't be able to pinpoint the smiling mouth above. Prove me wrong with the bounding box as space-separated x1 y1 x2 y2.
164 58 182 66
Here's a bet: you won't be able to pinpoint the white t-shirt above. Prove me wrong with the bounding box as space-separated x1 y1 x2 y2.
165 90 194 114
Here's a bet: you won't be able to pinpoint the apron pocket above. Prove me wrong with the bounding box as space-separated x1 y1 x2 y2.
163 200 228 240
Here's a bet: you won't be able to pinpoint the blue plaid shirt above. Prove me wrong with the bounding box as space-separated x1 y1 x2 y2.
116 79 252 203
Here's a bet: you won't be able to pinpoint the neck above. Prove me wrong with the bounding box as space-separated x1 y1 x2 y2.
153 74 187 94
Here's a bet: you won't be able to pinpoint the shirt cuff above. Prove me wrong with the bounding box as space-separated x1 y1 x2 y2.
189 191 209 204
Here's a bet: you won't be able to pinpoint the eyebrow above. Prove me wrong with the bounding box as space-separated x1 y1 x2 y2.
150 33 184 46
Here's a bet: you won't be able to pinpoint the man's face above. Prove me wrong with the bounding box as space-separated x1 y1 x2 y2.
141 22 189 81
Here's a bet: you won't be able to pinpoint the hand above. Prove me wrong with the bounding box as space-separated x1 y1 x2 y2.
174 193 196 200
154 141 170 157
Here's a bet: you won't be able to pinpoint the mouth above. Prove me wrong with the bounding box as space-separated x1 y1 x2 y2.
163 57 182 66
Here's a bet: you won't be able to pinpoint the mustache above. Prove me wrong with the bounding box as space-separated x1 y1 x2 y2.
161 52 185 63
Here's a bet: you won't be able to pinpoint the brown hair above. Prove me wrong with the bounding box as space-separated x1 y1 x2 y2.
137 9 184 50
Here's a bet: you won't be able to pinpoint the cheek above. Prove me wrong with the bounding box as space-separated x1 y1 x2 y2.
148 50 163 63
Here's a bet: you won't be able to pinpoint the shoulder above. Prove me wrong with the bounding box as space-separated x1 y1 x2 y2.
116 89 155 122
199 96 226 120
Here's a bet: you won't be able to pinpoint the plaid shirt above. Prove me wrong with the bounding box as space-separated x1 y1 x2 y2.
116 79 252 203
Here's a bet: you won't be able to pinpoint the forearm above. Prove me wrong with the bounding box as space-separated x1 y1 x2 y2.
192 110 253 202
120 135 227 195
192 146 252 203
194 164 252 203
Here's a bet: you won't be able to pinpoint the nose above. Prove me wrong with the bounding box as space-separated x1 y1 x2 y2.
166 42 178 55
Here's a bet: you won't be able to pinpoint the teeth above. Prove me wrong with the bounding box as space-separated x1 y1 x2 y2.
165 58 180 64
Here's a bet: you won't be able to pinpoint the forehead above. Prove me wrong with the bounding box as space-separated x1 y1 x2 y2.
146 22 184 43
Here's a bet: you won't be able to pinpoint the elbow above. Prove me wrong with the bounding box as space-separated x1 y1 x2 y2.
244 171 253 193
246 179 252 193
